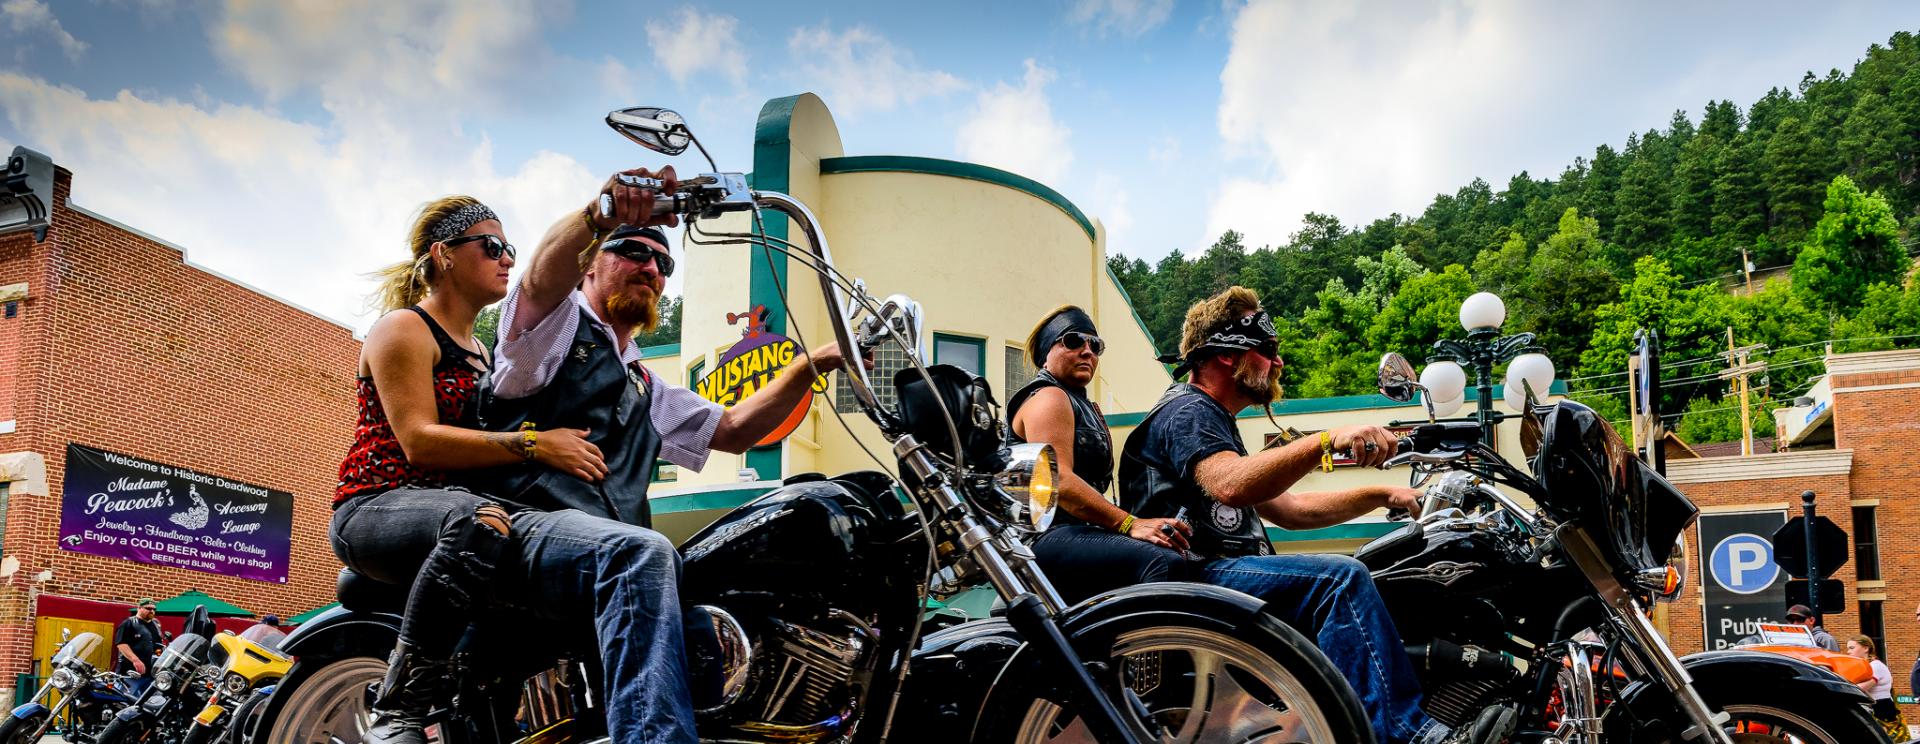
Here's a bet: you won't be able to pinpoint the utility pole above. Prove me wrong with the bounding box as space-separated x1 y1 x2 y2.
1740 246 1755 295
1719 327 1768 456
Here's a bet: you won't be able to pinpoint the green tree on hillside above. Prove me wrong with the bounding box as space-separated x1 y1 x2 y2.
1791 175 1906 313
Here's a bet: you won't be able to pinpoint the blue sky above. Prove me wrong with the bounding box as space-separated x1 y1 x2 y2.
3 1 1918 330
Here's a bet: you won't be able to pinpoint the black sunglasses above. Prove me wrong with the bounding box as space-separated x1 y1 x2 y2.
603 238 676 277
445 234 516 261
1058 331 1106 356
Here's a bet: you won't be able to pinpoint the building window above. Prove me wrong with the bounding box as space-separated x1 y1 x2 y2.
838 342 912 414
0 482 7 555
689 359 706 388
934 333 986 377
1859 599 1885 662
1853 505 1881 581
1006 345 1036 389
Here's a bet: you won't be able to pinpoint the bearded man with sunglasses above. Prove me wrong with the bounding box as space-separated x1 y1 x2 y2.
467 167 858 743
1118 286 1515 744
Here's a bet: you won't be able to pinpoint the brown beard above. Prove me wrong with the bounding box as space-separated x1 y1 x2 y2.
602 284 659 331
1234 353 1284 405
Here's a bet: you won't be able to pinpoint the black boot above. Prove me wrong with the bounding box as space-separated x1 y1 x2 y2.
1440 703 1519 744
367 642 448 744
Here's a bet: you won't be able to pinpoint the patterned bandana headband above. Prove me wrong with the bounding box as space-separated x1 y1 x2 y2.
426 202 499 243
1157 310 1279 378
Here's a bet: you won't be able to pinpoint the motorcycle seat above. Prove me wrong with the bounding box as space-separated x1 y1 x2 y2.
336 568 410 614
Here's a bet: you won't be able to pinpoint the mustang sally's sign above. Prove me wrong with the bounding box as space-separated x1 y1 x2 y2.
57 444 294 583
694 306 828 447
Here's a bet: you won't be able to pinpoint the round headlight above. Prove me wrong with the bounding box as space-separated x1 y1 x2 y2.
994 443 1058 530
153 670 175 691
223 673 249 696
49 668 78 691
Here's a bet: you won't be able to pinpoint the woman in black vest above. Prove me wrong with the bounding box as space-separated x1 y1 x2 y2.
333 197 604 744
1008 306 1194 604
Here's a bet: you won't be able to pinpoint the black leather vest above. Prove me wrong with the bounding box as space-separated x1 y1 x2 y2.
1007 371 1113 528
1118 384 1272 559
472 306 662 527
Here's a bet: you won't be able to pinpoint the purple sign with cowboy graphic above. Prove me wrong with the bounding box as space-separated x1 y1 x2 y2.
57 444 294 583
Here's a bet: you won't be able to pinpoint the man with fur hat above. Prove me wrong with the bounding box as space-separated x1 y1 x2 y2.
1118 286 1515 744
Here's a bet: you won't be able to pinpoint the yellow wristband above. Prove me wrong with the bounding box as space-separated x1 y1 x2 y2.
1319 431 1335 473
520 422 538 460
581 209 610 251
1117 514 1136 534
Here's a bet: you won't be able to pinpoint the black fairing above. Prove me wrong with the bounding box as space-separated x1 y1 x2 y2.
1532 401 1697 573
680 472 915 613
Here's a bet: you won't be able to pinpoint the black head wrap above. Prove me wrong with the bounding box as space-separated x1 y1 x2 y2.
1031 307 1098 368
426 202 498 243
1157 309 1278 378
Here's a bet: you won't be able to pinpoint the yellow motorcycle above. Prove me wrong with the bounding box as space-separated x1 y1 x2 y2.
178 630 290 744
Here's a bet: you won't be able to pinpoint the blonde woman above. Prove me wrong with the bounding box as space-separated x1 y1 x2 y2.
332 197 601 744
1847 634 1909 740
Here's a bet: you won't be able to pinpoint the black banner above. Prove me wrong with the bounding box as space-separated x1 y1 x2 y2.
57 444 294 583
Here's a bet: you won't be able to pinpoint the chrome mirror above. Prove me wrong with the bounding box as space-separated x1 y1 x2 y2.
1378 353 1419 402
607 107 691 156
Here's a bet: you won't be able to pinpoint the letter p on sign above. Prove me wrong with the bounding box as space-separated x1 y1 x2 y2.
1711 533 1779 595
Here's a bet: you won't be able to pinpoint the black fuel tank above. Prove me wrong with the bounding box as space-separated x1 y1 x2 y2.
680 473 910 603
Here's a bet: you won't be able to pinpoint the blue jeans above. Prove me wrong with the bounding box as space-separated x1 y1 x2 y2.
1204 554 1442 744
501 509 696 744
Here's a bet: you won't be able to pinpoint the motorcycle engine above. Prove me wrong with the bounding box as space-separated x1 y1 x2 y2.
695 607 878 742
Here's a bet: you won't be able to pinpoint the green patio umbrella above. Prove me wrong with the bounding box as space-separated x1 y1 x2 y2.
285 602 340 625
152 589 254 617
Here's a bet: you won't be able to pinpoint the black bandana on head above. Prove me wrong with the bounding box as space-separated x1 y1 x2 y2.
1158 310 1278 378
426 203 499 243
1032 307 1098 368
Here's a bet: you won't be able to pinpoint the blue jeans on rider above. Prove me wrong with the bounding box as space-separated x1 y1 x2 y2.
501 509 696 744
1203 554 1446 744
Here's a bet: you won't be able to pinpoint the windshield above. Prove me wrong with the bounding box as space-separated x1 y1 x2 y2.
154 633 208 674
52 632 103 666
1532 400 1697 573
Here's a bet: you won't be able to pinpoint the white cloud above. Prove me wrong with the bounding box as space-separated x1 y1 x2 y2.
2 0 88 60
955 59 1073 187
1211 1 1573 249
209 0 550 113
787 24 965 116
0 0 606 330
644 7 747 86
1067 0 1174 37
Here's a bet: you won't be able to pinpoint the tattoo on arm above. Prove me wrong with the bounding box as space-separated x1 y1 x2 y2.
486 432 528 458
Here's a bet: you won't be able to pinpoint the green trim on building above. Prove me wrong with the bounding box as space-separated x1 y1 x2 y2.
818 155 1097 242
747 95 807 480
1103 379 1571 427
1265 522 1398 542
653 486 778 514
639 343 681 359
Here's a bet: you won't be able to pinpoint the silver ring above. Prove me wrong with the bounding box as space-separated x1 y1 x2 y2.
1362 440 1377 453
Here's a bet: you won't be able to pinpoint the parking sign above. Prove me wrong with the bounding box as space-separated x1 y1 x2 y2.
1699 511 1788 650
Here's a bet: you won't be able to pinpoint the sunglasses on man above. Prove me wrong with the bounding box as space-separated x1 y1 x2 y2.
1058 331 1106 356
603 237 676 278
444 234 516 262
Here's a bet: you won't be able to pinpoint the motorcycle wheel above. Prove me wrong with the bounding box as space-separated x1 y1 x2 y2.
1610 687 1890 744
92 715 150 744
979 614 1369 744
217 690 270 744
0 714 45 744
261 656 384 744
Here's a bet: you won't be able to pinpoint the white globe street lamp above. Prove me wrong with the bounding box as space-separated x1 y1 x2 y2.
1458 292 1507 333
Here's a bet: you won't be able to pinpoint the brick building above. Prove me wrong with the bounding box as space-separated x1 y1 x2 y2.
1662 349 1920 708
0 158 357 696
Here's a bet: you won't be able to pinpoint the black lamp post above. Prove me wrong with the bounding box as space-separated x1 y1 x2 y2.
1414 292 1556 447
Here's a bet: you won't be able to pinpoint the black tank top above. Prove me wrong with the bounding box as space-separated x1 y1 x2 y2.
1007 370 1114 529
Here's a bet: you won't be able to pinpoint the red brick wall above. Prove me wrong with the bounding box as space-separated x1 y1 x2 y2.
1661 361 1920 716
0 168 359 679
1665 474 1856 655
